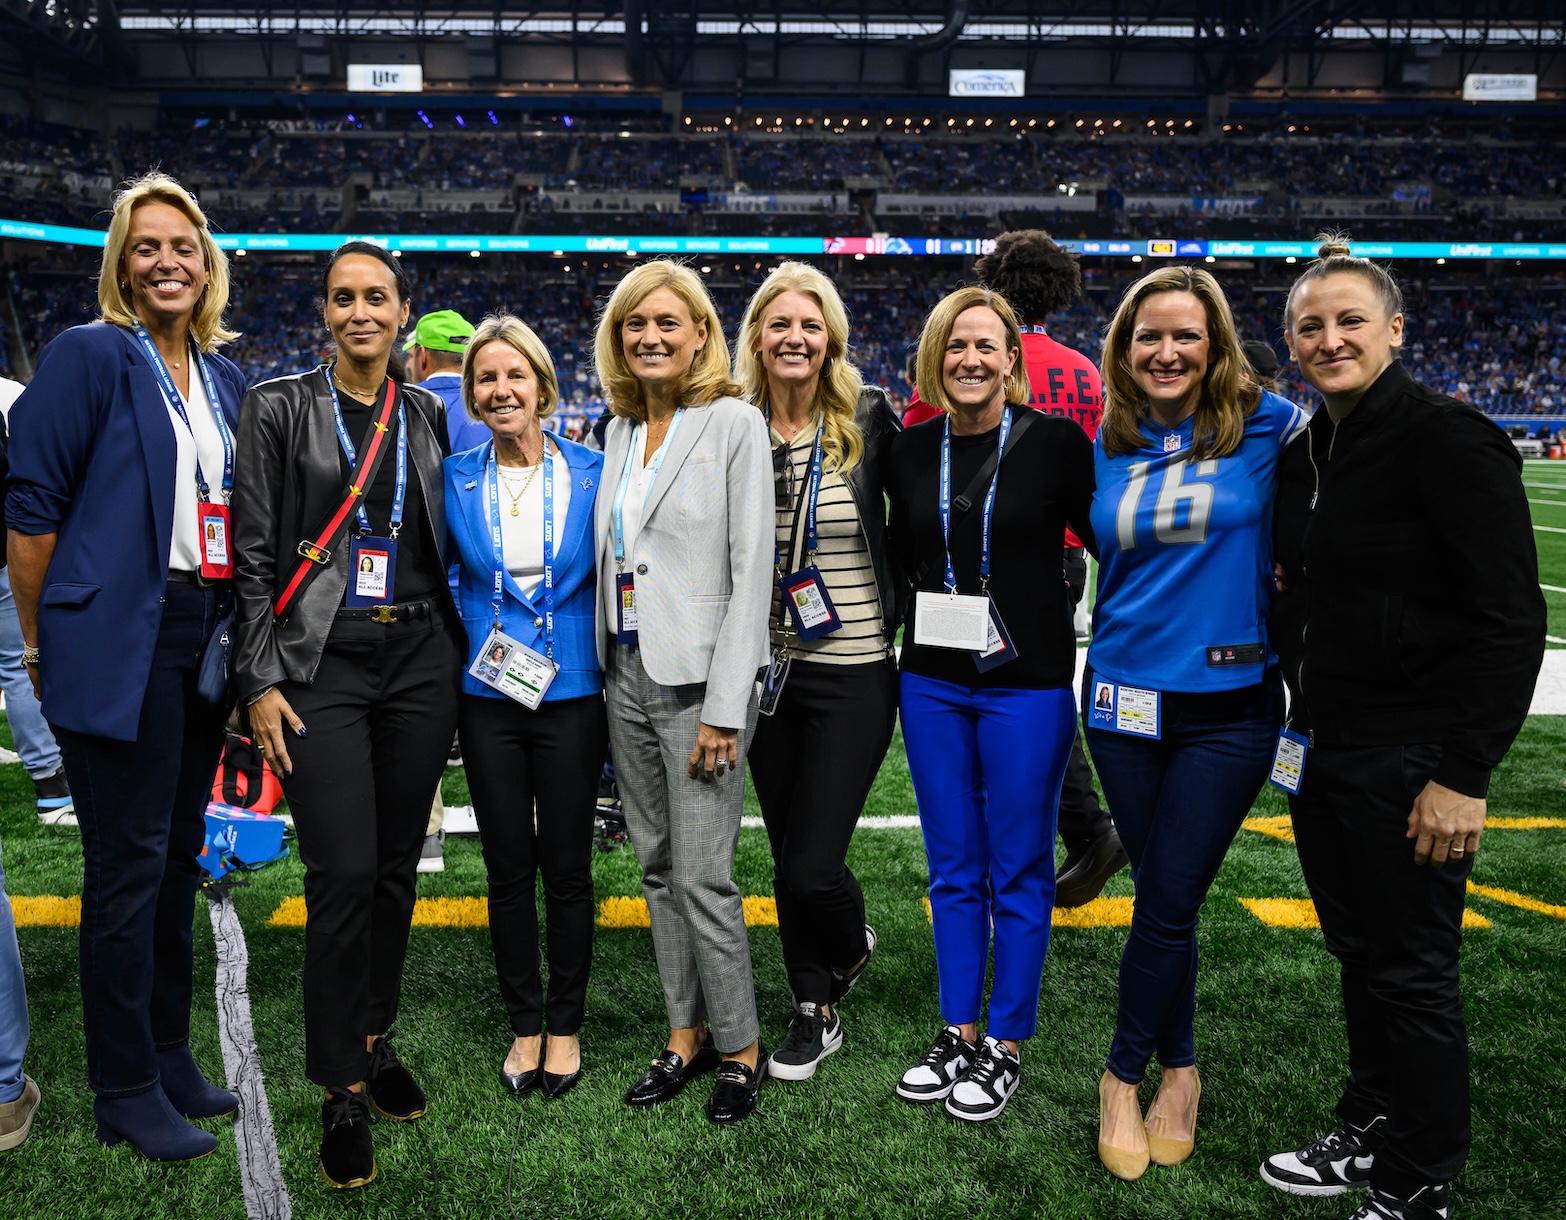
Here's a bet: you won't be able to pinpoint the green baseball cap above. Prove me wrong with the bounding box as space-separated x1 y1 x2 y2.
403 309 475 353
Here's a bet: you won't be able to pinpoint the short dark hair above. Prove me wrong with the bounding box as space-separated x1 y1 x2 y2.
973 229 1082 321
321 240 412 306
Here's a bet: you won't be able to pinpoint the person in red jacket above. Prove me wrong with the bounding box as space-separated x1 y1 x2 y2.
907 230 1125 906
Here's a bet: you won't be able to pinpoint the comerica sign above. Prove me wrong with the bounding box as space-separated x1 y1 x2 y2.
948 69 1026 98
346 64 424 93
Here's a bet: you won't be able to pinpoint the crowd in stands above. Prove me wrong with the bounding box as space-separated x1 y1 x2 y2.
734 138 883 190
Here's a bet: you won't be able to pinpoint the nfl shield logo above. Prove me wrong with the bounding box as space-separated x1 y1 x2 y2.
1164 434 1182 452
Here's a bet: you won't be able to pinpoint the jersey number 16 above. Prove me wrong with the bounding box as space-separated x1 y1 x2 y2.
1115 457 1219 550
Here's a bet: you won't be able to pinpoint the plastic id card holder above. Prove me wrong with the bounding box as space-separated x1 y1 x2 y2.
198 502 233 580
780 565 841 642
345 536 397 607
972 601 1018 673
469 626 559 711
1087 679 1161 739
615 572 639 645
1269 728 1309 795
913 591 991 652
758 647 792 717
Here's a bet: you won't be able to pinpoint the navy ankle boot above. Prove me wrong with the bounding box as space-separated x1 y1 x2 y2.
157 1046 239 1119
94 1087 219 1161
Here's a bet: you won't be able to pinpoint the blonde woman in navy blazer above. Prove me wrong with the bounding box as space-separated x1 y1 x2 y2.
444 313 605 1101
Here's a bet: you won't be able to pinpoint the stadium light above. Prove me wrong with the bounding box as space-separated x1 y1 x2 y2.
488 111 499 125
1132 255 1143 262
469 250 480 258
1205 255 1216 263
236 249 247 257
455 114 465 128
1285 256 1297 263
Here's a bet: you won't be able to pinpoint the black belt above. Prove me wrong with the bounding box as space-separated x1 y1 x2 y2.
335 597 436 624
167 569 227 587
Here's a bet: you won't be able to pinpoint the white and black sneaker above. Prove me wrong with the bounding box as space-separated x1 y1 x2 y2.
1261 1115 1387 1197
829 925 876 1004
769 1003 844 1082
945 1036 1019 1122
896 1025 976 1103
1345 1184 1450 1220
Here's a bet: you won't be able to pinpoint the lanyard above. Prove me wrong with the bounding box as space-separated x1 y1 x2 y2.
131 324 233 501
611 409 685 569
1022 324 1048 334
772 419 827 569
484 440 556 657
939 406 1013 593
327 366 408 538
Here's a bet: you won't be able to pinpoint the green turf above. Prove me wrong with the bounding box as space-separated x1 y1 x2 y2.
1524 459 1566 644
2 486 1564 1219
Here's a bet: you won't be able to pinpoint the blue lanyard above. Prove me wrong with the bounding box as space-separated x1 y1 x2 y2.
611 410 685 568
939 406 1013 593
131 324 233 501
484 441 556 658
327 366 408 538
772 419 827 568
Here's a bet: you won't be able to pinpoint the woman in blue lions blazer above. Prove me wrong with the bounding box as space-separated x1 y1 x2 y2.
445 313 605 1100
5 173 245 1161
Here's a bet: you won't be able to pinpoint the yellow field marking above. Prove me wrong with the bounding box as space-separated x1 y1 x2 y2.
9 895 81 927
594 895 779 929
1487 817 1566 830
1241 896 1489 930
1467 881 1566 920
741 896 779 927
1244 816 1563 841
411 897 489 928
920 894 1135 927
1242 815 1295 842
267 897 308 927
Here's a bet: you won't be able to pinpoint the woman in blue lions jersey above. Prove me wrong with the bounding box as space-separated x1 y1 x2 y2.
1084 266 1308 1181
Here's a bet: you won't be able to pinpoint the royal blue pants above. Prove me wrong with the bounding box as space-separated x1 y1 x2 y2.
900 672 1075 1042
1083 667 1283 1083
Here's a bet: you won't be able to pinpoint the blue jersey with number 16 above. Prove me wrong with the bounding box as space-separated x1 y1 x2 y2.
1087 390 1311 693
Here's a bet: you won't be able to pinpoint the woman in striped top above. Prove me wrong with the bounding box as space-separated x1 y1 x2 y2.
735 262 902 1083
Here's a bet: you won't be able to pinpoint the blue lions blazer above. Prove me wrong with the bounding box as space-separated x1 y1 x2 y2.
444 435 604 701
5 322 248 742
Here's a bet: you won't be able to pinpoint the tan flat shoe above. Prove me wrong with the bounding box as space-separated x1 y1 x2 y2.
1144 1068 1201 1167
1098 1071 1150 1181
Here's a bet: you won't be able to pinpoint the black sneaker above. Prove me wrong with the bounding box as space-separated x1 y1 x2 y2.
1345 1185 1450 1220
447 736 462 768
366 1036 427 1121
945 1035 1020 1122
319 1088 375 1189
416 829 445 875
769 1003 844 1082
829 925 876 1005
34 768 76 828
896 1025 976 1103
1261 1115 1387 1196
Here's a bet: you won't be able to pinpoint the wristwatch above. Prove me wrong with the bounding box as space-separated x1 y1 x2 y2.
21 646 40 666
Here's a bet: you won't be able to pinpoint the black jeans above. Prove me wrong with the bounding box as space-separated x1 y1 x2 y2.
1290 741 1473 1196
1058 546 1110 851
55 580 227 1097
280 614 461 1088
748 657 898 1006
458 691 606 1038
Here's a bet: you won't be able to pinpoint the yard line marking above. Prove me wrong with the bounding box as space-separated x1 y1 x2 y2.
1541 584 1566 594
1240 896 1489 929
595 895 777 928
742 814 922 830
1534 524 1566 534
1528 499 1566 508
1487 817 1566 829
0 747 19 765
1242 815 1295 842
1467 881 1566 920
1548 635 1566 645
207 891 291 1220
8 895 80 926
921 893 1135 927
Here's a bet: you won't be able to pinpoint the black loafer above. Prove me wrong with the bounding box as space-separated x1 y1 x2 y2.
502 1066 541 1096
1055 826 1129 909
542 1068 582 1099
706 1043 767 1126
624 1036 721 1107
366 1035 427 1121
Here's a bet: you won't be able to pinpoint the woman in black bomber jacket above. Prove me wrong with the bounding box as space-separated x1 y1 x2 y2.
233 242 462 1191
1261 237 1545 1220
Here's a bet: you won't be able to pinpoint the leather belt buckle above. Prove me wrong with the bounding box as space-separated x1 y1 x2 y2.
297 540 331 564
371 604 398 624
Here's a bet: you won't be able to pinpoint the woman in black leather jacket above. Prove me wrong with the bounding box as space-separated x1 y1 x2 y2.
232 241 462 1191
732 262 901 1083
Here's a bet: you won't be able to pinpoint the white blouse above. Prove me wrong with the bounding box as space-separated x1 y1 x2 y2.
162 367 229 573
496 444 572 600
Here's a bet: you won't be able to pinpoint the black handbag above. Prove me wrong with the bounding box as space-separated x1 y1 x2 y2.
196 600 236 709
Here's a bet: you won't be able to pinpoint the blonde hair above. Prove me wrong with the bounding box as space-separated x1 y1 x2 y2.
592 260 739 420
97 171 238 350
914 287 1031 418
461 312 560 422
734 261 865 477
1284 231 1405 333
1099 266 1259 461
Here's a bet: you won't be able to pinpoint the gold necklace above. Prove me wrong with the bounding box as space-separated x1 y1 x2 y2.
332 368 381 400
497 459 543 516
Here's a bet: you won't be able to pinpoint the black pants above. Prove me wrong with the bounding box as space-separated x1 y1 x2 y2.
748 657 898 1006
280 614 461 1088
459 691 606 1038
55 580 227 1096
1290 741 1473 1196
1059 546 1111 852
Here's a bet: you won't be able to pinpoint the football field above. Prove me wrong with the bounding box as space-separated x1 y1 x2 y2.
2 465 1564 1219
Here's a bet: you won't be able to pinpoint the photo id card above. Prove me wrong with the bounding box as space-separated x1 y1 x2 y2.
1269 728 1309 795
972 602 1018 673
757 647 792 717
1087 679 1161 739
198 502 233 580
780 565 841 642
469 626 559 710
912 591 992 652
345 535 398 607
615 572 639 645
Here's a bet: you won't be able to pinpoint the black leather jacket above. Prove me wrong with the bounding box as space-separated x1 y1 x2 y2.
846 386 902 639
232 368 456 701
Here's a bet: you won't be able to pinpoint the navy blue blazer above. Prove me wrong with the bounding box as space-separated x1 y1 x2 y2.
5 322 247 741
444 435 604 701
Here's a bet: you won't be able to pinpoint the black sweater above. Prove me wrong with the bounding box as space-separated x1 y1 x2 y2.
1271 362 1545 797
887 406 1095 690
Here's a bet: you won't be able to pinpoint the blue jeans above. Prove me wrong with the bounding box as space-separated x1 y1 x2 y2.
0 569 62 779
0 836 27 1104
900 672 1076 1042
1083 667 1283 1083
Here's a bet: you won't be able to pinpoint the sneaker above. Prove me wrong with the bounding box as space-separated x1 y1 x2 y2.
769 1003 844 1082
896 1025 976 1103
1261 1115 1387 1197
0 1075 40 1152
447 737 462 768
416 829 445 874
945 1036 1020 1122
34 769 76 828
365 1035 427 1121
1345 1185 1450 1220
319 1087 375 1189
829 924 876 1005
